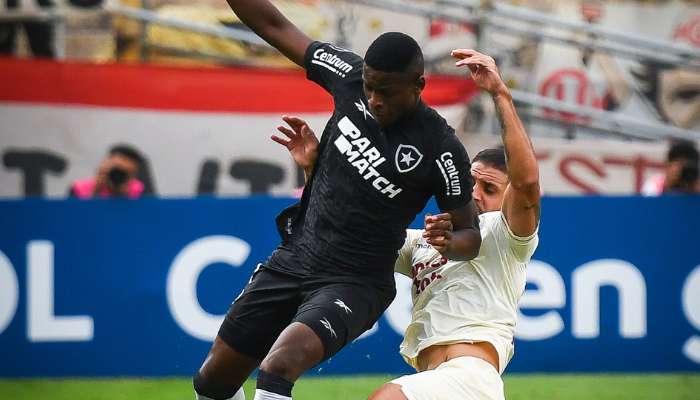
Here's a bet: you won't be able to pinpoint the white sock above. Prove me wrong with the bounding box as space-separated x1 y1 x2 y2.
232 388 246 400
252 388 292 400
195 387 245 400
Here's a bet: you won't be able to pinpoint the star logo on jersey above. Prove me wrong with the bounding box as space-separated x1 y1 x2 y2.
335 299 352 314
355 100 374 120
320 317 337 338
395 144 423 173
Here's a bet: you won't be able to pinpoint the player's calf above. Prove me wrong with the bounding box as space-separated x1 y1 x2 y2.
194 370 245 400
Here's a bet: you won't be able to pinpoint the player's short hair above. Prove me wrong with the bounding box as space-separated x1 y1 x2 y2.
364 32 424 75
667 139 699 163
473 147 507 174
109 144 143 164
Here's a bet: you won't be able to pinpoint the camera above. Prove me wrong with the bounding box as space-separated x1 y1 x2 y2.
680 160 699 186
107 167 129 186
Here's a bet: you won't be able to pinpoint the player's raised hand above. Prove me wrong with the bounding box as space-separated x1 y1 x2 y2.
451 49 509 98
272 115 319 176
423 213 454 253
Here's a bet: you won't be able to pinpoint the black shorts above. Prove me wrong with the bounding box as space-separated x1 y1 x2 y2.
218 262 396 362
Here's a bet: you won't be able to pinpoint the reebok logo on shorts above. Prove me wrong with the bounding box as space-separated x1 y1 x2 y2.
335 299 352 313
320 317 337 338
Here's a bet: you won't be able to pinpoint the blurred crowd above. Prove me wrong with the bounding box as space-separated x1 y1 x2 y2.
2 0 700 197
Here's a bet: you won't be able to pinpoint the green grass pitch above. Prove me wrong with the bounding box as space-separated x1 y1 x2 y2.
1 373 699 399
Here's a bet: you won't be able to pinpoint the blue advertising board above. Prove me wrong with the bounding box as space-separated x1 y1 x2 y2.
0 196 699 377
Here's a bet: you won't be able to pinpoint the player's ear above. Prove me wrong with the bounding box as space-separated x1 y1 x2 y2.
415 75 426 95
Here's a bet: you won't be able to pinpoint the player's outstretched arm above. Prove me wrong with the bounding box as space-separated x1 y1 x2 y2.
225 0 314 67
452 49 540 237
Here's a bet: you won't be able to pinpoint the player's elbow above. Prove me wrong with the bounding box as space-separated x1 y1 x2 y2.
510 172 540 196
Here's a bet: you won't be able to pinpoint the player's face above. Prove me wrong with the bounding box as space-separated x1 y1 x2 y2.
362 65 425 127
471 161 508 214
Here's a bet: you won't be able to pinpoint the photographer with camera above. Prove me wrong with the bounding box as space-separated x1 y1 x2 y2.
69 144 145 199
642 139 700 196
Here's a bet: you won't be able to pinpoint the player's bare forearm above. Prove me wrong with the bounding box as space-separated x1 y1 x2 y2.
492 72 541 237
493 93 539 195
225 0 312 67
453 48 537 191
440 226 481 261
427 202 481 261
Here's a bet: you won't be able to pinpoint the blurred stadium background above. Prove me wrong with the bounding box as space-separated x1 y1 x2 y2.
1 0 700 398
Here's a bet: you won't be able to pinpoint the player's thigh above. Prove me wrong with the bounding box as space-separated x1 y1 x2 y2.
260 321 326 381
295 280 395 361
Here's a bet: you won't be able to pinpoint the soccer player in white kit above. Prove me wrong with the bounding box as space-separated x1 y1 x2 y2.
367 49 541 400
275 49 540 400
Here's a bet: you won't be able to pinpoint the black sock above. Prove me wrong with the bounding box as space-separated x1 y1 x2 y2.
256 370 294 398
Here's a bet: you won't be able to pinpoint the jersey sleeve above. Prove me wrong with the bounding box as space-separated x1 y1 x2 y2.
431 132 473 211
304 41 363 96
395 229 421 277
497 212 539 262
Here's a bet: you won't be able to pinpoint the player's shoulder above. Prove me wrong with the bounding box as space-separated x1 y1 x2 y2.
482 210 539 244
395 103 454 158
412 101 451 132
480 211 501 223
477 211 502 233
413 103 459 151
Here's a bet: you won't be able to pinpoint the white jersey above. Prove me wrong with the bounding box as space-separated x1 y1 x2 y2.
395 211 539 374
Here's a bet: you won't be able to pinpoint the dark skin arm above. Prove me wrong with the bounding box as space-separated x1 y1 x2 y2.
424 201 481 261
224 0 313 67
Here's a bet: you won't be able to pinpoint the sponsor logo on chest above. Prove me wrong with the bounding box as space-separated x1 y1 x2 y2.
412 255 447 295
334 116 403 198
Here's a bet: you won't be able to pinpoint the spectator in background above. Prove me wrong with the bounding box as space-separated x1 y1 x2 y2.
69 144 145 199
642 139 700 196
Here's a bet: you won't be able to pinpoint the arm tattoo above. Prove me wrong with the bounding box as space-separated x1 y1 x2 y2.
494 100 510 162
525 202 542 222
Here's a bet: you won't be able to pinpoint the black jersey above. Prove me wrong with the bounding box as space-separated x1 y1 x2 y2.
272 41 473 285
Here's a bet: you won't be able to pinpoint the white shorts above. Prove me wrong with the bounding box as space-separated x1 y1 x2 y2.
391 356 505 400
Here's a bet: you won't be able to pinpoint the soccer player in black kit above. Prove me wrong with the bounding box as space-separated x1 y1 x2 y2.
192 1 482 399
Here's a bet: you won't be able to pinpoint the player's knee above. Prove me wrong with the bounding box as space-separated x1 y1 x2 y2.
260 323 326 380
295 310 348 362
193 370 240 400
259 349 310 380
